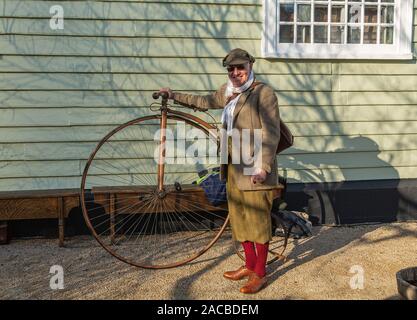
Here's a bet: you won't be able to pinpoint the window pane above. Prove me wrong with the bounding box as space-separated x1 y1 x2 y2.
348 4 362 24
347 26 360 43
314 25 328 43
380 27 394 44
297 25 311 43
381 5 394 24
364 5 378 23
363 26 377 44
280 25 294 43
330 25 345 44
280 3 295 22
331 5 345 23
314 4 328 22
297 4 311 22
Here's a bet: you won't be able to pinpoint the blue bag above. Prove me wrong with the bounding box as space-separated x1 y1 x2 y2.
196 168 227 206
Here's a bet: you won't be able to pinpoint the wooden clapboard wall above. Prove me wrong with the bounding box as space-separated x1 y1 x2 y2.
0 0 416 191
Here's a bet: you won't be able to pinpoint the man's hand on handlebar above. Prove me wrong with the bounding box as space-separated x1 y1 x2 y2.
154 88 206 112
158 88 174 100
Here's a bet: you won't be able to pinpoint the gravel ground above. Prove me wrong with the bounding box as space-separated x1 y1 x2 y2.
1 222 416 300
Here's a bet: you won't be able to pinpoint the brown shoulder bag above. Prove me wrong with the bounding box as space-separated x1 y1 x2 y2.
250 82 294 154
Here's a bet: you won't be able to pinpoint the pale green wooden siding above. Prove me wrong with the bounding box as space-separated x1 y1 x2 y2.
0 0 416 191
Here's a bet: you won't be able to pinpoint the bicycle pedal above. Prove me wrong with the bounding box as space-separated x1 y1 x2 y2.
174 181 182 191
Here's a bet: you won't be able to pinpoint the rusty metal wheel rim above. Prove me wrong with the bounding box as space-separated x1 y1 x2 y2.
81 114 229 269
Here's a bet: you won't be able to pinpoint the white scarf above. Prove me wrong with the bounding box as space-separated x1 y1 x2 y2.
221 70 255 136
224 70 255 98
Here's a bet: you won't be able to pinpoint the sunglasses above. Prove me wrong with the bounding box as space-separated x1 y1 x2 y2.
226 64 246 72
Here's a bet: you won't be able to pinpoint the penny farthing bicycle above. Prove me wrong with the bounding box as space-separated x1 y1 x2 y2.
80 92 292 269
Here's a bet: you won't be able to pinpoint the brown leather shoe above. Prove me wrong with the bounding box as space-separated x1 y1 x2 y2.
240 274 267 294
223 266 255 281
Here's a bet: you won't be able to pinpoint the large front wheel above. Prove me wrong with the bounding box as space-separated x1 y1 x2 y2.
80 114 229 269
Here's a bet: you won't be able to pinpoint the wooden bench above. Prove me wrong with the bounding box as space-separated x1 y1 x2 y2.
90 184 283 243
0 184 284 246
0 189 80 246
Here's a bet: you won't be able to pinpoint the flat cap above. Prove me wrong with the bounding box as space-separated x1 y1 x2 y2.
222 48 255 67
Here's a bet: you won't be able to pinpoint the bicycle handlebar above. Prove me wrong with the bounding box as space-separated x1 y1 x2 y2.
152 92 169 100
151 91 209 114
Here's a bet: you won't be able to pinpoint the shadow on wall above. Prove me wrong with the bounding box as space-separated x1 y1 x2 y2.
281 136 402 224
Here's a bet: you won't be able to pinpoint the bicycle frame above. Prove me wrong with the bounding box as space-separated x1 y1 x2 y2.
155 95 219 193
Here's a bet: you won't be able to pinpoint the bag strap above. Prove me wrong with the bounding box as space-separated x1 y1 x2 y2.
225 93 240 105
251 81 264 88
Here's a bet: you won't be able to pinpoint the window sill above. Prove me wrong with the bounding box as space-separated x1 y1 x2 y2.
262 51 415 60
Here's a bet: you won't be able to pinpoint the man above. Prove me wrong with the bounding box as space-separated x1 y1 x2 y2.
159 48 281 294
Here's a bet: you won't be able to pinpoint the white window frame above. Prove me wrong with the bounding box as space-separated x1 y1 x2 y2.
262 0 415 59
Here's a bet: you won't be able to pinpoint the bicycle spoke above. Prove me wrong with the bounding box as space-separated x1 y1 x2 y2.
81 114 228 268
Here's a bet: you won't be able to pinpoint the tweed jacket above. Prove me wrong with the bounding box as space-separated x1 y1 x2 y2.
173 82 281 191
